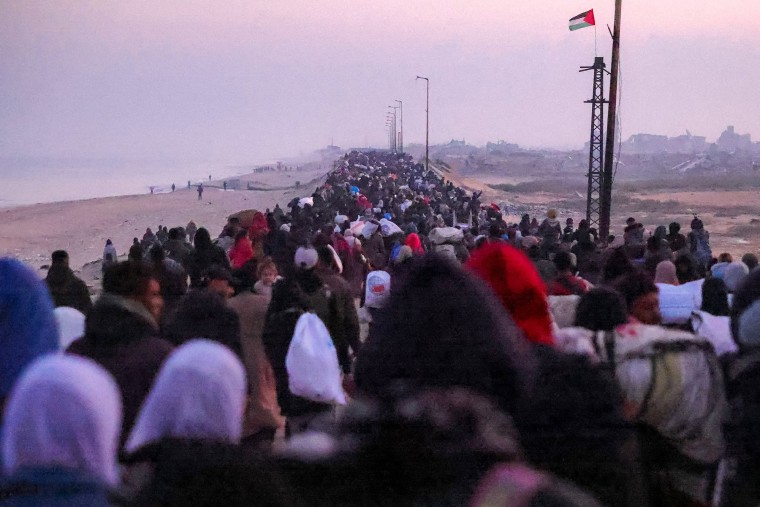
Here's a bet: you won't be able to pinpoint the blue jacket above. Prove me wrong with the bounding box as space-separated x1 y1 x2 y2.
0 467 111 507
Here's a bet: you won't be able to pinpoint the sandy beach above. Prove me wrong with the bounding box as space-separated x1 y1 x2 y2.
0 166 328 285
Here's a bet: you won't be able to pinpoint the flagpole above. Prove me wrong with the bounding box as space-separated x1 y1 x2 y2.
594 24 598 57
599 0 622 241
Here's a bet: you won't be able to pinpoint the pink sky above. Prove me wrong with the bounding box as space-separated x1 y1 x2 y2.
1 1 758 161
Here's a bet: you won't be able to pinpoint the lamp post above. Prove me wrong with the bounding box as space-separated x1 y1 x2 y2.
386 114 395 151
388 105 399 153
395 100 403 154
416 76 429 171
385 117 393 151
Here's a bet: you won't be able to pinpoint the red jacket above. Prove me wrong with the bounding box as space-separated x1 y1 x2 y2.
229 238 254 269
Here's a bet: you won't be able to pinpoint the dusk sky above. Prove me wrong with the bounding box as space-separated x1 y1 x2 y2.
1 1 758 164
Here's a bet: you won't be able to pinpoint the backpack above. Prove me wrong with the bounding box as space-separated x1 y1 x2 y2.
300 284 336 328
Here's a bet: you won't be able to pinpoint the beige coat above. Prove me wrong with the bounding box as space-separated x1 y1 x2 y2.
228 292 284 434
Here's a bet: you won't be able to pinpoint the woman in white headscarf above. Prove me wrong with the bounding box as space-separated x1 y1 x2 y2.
0 355 121 506
121 340 250 505
53 306 86 350
724 260 750 294
125 339 246 452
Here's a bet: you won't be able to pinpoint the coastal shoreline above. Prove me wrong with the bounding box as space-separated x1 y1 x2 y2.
0 167 328 286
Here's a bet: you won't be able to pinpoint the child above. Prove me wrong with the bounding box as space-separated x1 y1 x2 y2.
254 257 280 297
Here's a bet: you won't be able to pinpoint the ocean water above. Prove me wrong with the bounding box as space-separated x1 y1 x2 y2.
0 158 259 208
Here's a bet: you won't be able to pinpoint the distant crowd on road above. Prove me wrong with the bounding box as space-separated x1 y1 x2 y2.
5 149 760 506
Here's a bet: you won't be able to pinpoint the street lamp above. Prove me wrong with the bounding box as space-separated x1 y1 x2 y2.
395 99 403 154
388 105 399 153
385 118 393 151
386 113 396 152
416 76 429 172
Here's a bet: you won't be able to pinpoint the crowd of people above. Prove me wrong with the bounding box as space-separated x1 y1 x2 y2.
3 149 760 506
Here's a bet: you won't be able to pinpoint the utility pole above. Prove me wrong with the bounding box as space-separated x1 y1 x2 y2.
600 0 622 240
416 76 429 172
395 99 403 154
580 57 607 230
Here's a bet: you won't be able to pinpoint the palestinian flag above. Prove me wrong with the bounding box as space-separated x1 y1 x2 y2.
569 9 595 31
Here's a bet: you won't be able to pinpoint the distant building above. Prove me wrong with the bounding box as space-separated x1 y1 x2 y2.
669 134 707 153
621 131 707 154
716 125 752 153
318 145 342 158
623 134 668 153
486 140 520 154
435 139 478 157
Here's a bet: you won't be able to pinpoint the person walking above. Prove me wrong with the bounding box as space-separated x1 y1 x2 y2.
45 250 93 315
197 184 203 200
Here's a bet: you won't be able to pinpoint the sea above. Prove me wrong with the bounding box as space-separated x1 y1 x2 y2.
0 157 268 208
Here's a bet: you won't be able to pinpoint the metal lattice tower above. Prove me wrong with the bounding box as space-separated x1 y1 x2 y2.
580 57 607 229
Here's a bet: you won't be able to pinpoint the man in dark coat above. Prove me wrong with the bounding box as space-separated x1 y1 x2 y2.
365 226 387 270
262 247 358 434
44 250 92 314
314 245 361 373
67 261 173 446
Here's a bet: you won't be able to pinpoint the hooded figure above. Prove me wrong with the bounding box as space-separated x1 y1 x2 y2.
45 250 92 315
688 217 712 270
54 306 86 350
355 254 536 419
466 243 555 346
404 233 424 255
103 239 118 267
724 261 750 293
0 258 59 408
229 230 255 269
121 341 278 506
1 355 122 504
187 227 231 288
654 260 679 286
248 211 270 260
125 339 247 453
538 209 562 254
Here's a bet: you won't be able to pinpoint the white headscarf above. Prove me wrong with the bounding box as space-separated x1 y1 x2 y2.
2 355 122 485
125 339 247 453
54 306 86 350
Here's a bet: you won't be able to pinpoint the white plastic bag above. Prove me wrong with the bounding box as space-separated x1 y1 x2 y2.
658 279 703 325
361 222 379 238
429 227 464 245
286 313 347 405
379 218 402 237
364 270 391 309
691 310 738 357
